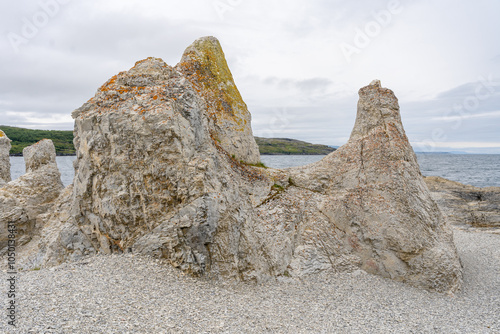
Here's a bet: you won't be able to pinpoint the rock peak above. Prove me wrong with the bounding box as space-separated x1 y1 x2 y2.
127 57 173 78
350 80 401 141
289 80 462 292
176 36 260 164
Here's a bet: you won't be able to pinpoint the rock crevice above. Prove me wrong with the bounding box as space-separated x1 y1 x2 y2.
7 38 463 293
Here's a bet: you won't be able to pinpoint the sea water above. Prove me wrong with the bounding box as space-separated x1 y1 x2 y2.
9 156 77 187
7 154 500 188
261 154 500 188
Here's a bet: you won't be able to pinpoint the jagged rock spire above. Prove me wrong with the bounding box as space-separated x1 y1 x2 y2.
176 36 261 164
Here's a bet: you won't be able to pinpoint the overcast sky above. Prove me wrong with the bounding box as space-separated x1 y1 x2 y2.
1 0 499 153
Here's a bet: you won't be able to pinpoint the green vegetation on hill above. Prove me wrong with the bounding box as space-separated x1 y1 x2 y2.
0 126 335 156
255 137 336 155
0 126 75 155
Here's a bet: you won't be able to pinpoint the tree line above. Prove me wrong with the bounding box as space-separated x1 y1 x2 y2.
0 126 75 155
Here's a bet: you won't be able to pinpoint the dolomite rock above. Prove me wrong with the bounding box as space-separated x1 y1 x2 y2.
425 176 500 228
0 139 64 253
285 80 463 292
0 130 11 186
176 36 260 164
31 37 462 292
38 42 272 270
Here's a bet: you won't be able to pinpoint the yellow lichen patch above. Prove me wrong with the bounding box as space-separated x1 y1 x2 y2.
0 130 5 137
177 38 250 133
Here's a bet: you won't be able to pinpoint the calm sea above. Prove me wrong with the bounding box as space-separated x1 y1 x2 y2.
261 154 500 188
7 154 500 188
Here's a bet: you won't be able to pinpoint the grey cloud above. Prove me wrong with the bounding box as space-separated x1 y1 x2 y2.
261 76 333 95
0 3 210 130
296 78 333 93
0 0 499 152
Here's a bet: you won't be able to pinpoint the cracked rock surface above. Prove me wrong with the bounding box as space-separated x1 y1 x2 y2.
0 139 64 253
425 176 500 228
17 37 462 292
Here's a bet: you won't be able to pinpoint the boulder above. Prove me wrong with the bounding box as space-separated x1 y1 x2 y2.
32 38 462 292
0 130 11 186
0 139 64 253
425 176 500 228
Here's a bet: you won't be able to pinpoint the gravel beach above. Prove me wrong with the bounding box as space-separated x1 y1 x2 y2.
2 228 499 334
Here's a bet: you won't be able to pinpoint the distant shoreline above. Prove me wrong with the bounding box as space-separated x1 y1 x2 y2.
9 153 77 157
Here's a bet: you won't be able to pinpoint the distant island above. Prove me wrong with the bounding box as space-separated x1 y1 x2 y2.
0 126 336 156
255 137 336 155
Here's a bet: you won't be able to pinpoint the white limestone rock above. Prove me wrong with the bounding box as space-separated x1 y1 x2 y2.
30 38 462 293
0 139 64 253
287 81 463 292
425 176 500 228
40 49 271 274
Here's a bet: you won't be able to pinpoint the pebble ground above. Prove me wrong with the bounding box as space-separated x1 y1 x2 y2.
1 228 499 333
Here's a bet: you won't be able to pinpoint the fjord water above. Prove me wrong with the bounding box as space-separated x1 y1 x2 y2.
10 155 77 187
8 154 500 188
261 154 500 188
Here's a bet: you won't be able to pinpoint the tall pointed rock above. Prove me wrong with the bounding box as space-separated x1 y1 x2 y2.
289 80 463 292
176 36 261 164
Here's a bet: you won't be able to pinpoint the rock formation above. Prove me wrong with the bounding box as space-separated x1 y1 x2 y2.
425 176 500 228
0 130 11 186
0 139 64 253
23 38 461 292
176 36 260 164
285 80 463 291
37 38 270 270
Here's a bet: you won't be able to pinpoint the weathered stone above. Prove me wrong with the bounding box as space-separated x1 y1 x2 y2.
176 36 261 164
0 130 11 186
286 80 463 292
425 176 500 228
23 138 58 173
0 139 64 253
41 46 271 272
29 39 461 293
